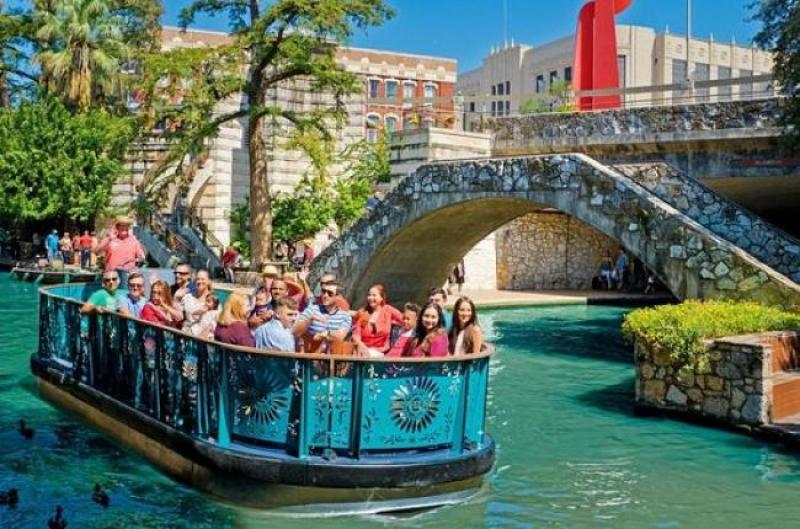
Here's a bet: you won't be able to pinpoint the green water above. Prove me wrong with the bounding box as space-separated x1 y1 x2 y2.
1 275 799 528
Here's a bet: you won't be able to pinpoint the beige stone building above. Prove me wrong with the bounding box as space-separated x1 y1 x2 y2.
120 27 458 246
458 24 774 125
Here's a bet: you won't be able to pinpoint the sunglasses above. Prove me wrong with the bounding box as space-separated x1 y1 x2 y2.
129 283 144 288
321 289 337 297
175 271 190 276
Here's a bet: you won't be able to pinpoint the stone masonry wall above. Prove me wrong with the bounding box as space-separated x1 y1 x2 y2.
496 212 619 290
634 335 774 426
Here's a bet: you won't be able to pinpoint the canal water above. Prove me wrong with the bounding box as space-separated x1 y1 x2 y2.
1 274 799 528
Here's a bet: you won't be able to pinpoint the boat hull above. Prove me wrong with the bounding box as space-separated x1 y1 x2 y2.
32 357 495 511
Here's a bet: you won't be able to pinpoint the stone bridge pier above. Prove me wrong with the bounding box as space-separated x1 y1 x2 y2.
311 154 800 309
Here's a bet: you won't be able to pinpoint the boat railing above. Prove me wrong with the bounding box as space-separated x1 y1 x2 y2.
35 284 492 461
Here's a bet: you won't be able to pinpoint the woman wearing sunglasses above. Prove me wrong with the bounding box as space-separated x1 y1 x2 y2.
140 280 184 328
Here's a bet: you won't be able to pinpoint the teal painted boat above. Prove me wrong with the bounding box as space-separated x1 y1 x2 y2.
30 284 495 512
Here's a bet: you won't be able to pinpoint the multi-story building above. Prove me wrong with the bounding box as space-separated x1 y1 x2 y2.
458 25 774 126
122 27 458 246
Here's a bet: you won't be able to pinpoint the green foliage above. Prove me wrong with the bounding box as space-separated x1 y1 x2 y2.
0 97 137 223
519 81 575 115
228 200 251 259
753 0 799 148
272 177 335 243
332 137 390 229
622 300 800 364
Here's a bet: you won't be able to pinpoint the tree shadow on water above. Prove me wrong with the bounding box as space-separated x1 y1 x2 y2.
575 376 637 417
495 315 633 364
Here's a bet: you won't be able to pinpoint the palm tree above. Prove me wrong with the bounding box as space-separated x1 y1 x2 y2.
35 0 129 111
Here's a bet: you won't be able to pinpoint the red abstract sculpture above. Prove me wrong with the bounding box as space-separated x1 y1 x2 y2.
573 0 633 111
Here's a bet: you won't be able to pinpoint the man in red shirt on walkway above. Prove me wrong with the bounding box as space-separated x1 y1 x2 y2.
95 216 146 279
78 230 93 269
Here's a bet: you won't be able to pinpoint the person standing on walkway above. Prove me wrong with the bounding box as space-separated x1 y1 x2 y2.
45 230 59 264
614 248 629 291
79 230 93 269
96 216 145 284
58 232 73 265
448 260 466 295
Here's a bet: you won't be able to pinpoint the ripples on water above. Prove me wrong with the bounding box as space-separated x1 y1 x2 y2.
1 277 800 528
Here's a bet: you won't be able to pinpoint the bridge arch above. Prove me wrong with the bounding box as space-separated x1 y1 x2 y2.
312 154 800 309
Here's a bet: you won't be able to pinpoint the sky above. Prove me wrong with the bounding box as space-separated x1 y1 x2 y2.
163 0 765 73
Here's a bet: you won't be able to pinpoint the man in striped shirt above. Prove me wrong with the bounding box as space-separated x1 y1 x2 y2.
294 282 352 353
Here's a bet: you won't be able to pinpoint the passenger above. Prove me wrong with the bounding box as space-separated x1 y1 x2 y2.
386 303 421 357
254 297 299 352
214 292 256 347
352 284 403 357
284 271 311 311
253 265 280 297
140 280 183 328
81 271 121 314
189 293 221 339
95 216 145 274
181 269 212 333
449 296 484 355
247 278 288 328
118 272 147 318
428 287 453 330
313 272 351 311
171 262 195 302
410 302 449 357
293 282 352 353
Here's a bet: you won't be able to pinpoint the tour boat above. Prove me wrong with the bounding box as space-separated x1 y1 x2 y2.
30 284 495 513
11 265 98 285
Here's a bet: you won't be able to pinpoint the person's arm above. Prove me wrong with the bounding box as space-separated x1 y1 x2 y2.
470 326 483 355
292 306 314 337
80 302 98 315
135 239 146 263
248 309 273 329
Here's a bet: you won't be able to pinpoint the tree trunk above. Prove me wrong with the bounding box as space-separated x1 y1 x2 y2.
248 91 273 270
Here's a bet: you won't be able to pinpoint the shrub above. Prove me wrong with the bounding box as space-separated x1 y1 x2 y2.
622 300 800 364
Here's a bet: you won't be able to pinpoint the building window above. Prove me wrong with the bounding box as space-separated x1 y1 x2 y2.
368 79 380 99
672 59 688 101
403 82 415 99
694 63 709 99
366 114 380 143
491 101 497 117
385 115 398 134
617 55 627 88
469 101 476 113
498 83 504 96
549 70 558 86
536 74 545 94
717 66 732 100
385 80 398 99
505 81 511 95
424 84 437 99
739 69 753 97
564 66 572 82
505 101 511 115
491 85 497 96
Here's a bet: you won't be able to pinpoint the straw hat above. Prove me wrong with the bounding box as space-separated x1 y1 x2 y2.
114 215 134 227
261 264 280 278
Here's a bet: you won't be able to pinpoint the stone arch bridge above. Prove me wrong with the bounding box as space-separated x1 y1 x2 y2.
311 154 800 310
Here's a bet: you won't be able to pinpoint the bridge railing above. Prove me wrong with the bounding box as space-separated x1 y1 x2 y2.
35 284 491 459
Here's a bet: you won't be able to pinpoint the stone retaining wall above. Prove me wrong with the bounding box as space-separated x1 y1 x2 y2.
496 212 619 290
635 332 800 427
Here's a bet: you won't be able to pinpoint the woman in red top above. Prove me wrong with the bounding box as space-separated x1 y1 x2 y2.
352 284 403 357
410 302 449 358
140 280 184 329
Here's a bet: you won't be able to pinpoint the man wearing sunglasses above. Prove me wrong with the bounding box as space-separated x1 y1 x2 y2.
293 282 352 352
118 272 147 317
170 263 196 303
314 272 351 311
81 271 122 314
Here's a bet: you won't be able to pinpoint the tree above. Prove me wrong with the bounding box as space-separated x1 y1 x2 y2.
753 0 800 147
519 81 575 115
151 0 392 269
332 137 390 230
0 0 161 110
0 97 137 225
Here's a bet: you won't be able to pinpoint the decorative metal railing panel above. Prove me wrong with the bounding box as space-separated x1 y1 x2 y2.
36 285 492 460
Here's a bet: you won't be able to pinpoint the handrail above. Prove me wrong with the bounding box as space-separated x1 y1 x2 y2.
36 283 492 460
